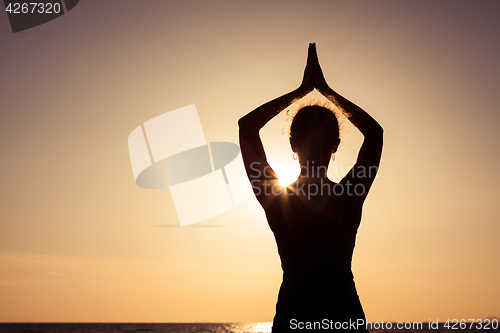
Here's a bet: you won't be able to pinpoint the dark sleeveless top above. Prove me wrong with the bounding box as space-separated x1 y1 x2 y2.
260 182 368 332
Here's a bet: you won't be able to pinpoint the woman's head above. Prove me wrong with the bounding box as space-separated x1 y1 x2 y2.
289 105 340 163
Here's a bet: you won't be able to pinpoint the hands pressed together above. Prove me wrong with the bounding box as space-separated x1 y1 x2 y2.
299 43 331 93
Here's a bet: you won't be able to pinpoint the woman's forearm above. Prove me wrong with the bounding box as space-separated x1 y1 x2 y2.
238 87 310 133
239 43 316 133
319 87 383 137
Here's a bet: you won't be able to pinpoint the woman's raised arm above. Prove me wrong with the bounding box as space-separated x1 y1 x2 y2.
309 43 383 138
238 43 318 132
311 43 383 197
238 44 316 195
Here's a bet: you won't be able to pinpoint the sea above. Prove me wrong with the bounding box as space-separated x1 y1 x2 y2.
0 322 498 333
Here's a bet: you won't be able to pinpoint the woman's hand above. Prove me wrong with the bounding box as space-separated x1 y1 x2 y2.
298 43 317 93
306 43 330 92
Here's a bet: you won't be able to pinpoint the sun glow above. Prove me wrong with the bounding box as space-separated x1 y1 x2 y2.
272 161 299 186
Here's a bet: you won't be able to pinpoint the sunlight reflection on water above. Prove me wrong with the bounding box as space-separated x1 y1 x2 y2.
0 322 275 333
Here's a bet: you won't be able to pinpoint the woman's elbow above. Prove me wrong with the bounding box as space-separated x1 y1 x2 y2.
238 116 248 129
238 116 259 135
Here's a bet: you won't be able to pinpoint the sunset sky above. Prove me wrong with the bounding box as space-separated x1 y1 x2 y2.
0 0 499 323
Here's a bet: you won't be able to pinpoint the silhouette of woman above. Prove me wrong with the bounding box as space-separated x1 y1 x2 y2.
238 43 383 332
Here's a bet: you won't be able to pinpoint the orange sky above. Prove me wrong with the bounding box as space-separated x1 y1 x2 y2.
0 0 499 323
